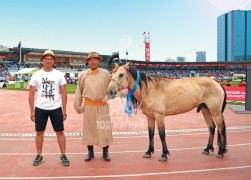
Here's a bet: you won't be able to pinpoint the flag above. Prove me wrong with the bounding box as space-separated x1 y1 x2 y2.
142 32 145 35
126 51 128 55
17 41 21 49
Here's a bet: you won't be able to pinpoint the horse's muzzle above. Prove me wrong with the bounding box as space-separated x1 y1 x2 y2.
106 90 117 99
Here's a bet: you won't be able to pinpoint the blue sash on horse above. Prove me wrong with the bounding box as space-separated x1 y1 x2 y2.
124 71 140 116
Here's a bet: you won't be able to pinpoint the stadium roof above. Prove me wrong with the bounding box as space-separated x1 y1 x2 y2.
8 47 88 56
1 46 251 66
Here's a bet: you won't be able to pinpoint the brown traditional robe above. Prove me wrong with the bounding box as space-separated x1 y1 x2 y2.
74 68 113 148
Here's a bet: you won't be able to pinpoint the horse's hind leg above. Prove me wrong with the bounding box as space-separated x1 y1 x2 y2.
156 116 169 162
143 116 155 158
201 108 215 154
213 114 227 158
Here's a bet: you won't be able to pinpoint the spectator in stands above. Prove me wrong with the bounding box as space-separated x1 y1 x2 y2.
225 80 231 86
28 50 70 166
74 52 112 162
238 80 245 87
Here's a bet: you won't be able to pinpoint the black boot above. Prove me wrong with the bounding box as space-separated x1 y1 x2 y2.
85 145 94 162
103 146 111 162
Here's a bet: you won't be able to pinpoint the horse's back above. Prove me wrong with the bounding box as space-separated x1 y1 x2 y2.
143 76 224 116
171 77 223 94
170 77 224 114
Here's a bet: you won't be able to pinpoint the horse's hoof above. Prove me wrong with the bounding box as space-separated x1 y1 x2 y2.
143 154 151 158
158 157 167 162
216 154 224 159
202 150 209 155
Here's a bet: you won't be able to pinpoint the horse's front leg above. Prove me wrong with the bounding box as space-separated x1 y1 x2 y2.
143 116 155 158
157 116 169 162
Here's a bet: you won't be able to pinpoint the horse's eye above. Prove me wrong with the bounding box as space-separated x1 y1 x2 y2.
119 74 124 78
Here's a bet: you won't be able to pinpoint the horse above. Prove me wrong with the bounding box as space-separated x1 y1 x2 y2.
106 53 227 162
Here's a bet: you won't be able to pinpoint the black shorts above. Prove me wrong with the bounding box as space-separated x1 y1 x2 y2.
35 107 64 132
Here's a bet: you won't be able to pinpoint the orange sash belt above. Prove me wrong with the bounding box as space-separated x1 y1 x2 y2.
84 99 107 106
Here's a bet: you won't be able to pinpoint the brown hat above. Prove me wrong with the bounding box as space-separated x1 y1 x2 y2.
84 52 103 62
41 50 55 60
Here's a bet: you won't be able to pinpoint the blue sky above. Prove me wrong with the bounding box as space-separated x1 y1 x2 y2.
1 0 251 62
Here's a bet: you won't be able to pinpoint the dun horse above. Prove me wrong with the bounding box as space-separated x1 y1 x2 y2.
106 53 227 161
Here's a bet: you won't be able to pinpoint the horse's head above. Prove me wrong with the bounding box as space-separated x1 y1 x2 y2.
107 62 130 99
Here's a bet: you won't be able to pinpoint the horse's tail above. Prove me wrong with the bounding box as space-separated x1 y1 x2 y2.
221 86 227 113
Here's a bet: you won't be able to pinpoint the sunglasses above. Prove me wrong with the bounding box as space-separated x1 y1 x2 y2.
44 58 54 61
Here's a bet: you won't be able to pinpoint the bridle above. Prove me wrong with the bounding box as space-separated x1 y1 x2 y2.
110 78 122 90
111 67 130 90
110 66 144 116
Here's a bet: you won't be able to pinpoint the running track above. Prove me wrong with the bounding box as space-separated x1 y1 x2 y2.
0 90 251 179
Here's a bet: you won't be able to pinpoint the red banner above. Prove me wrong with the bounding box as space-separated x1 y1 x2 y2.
224 86 246 101
145 43 150 62
0 55 8 59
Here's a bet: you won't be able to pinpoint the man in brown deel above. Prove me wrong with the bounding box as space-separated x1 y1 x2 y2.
74 52 113 162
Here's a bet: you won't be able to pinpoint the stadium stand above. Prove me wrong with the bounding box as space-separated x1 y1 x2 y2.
0 46 250 84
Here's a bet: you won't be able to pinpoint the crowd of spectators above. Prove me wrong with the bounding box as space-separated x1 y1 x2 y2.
0 63 12 81
138 67 246 82
0 61 247 84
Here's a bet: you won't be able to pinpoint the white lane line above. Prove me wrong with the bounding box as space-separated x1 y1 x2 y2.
114 129 251 138
1 125 251 137
0 143 250 156
1 129 251 141
0 165 251 179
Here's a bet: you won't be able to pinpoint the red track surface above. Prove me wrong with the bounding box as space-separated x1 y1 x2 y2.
0 90 251 179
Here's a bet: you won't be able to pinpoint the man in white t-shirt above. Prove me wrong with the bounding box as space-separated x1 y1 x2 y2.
29 50 70 166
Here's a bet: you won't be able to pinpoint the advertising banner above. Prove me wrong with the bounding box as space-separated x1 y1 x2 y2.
145 43 150 62
224 86 246 101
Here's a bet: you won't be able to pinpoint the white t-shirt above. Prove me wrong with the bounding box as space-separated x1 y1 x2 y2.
29 69 67 110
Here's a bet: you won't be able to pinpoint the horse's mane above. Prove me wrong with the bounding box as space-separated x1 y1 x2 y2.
108 52 122 68
128 66 144 111
108 52 152 110
108 52 151 85
128 66 153 110
128 66 151 88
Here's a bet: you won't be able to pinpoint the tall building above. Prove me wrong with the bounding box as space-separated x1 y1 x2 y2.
217 10 251 62
196 51 206 62
176 56 186 62
165 58 175 62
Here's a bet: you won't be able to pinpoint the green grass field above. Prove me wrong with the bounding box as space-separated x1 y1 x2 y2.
2 83 245 105
3 83 77 94
66 84 77 94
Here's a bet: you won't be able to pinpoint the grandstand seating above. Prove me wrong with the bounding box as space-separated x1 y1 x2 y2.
0 61 247 84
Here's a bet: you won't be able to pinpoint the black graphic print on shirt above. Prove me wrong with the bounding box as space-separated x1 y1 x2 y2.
41 77 55 100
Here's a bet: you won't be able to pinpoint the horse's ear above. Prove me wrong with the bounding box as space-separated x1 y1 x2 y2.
124 62 130 70
114 63 119 68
